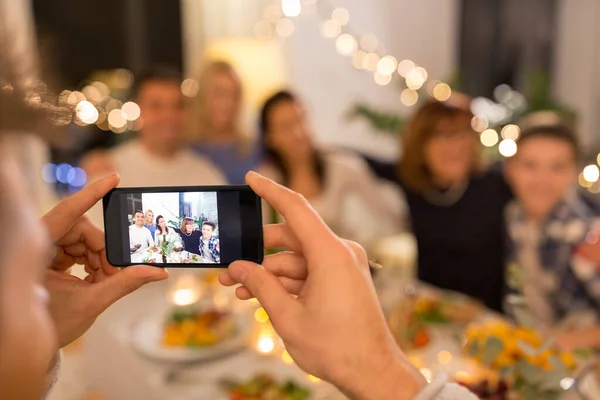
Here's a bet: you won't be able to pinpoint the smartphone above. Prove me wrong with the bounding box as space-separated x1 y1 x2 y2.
103 185 263 267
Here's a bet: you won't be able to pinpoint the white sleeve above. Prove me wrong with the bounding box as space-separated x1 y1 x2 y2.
412 375 479 400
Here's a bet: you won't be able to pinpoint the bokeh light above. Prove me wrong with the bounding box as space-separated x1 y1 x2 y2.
108 109 127 129
282 350 294 364
111 69 134 89
42 163 58 183
499 139 517 157
122 101 141 121
67 91 86 106
363 53 380 71
254 307 270 323
480 129 499 147
105 99 123 113
471 115 489 133
67 167 87 187
583 165 600 183
406 69 426 90
580 173 593 188
257 336 275 353
75 101 99 124
494 84 513 103
276 18 295 37
56 163 73 184
374 72 392 86
81 85 102 103
91 81 111 98
397 59 416 78
501 124 520 140
320 19 342 38
400 89 419 107
335 34 357 56
352 51 367 69
432 83 452 101
181 78 199 98
331 8 350 25
281 0 301 17
263 4 282 22
376 56 398 76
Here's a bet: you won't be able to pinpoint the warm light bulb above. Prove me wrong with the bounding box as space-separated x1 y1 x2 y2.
352 51 367 69
172 289 199 306
376 56 398 76
75 101 99 124
331 7 350 25
480 129 499 147
432 83 452 101
406 69 426 90
400 89 419 107
501 124 520 140
363 53 380 71
471 115 489 132
257 336 275 353
108 109 127 129
499 139 518 157
583 165 600 183
282 0 301 17
374 72 392 86
320 19 342 38
121 101 141 121
335 34 357 56
181 79 200 98
397 59 416 77
254 307 270 323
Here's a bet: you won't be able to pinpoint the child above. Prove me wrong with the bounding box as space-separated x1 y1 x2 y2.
504 123 600 348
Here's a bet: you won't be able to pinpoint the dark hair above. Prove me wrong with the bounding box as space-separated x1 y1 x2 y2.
516 124 579 160
258 90 325 185
134 210 144 217
155 215 169 235
202 221 216 231
131 65 182 99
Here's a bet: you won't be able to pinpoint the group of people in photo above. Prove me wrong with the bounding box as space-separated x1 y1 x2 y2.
128 209 220 264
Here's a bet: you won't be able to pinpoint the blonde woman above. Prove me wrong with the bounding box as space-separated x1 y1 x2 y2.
187 61 262 184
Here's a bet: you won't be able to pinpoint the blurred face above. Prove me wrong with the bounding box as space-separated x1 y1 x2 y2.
134 212 145 227
0 158 57 399
158 217 166 229
205 73 241 131
137 81 185 145
266 100 314 162
184 221 194 234
506 137 577 220
145 211 154 224
202 224 214 239
424 116 477 186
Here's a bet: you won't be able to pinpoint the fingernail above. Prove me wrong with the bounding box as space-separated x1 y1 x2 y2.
229 263 248 283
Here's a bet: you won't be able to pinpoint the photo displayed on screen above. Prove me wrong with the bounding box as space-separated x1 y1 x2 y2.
126 192 220 264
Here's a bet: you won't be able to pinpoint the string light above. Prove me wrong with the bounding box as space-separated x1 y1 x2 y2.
75 101 99 124
501 124 520 140
108 109 127 129
400 89 419 107
121 101 141 121
276 18 295 37
583 165 600 183
406 69 426 90
432 82 452 101
471 115 489 132
480 129 499 147
499 139 518 157
374 72 392 86
110 69 134 89
397 59 416 77
580 173 593 188
331 8 350 25
321 19 342 38
376 56 398 76
335 34 357 56
281 0 301 17
363 53 380 71
352 51 367 69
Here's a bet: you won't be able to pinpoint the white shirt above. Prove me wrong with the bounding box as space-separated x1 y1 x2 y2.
154 229 181 246
87 139 226 228
129 224 154 253
258 151 407 249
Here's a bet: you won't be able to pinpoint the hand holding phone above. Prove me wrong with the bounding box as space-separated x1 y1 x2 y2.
103 185 263 267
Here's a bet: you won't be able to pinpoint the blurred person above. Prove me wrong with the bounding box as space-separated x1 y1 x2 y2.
188 61 262 184
257 90 405 250
144 209 157 237
129 210 154 254
220 172 479 400
504 124 600 349
199 221 220 263
81 66 226 226
365 99 512 312
154 215 181 245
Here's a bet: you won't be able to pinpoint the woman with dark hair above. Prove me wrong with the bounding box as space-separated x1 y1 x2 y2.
154 215 181 245
257 90 405 250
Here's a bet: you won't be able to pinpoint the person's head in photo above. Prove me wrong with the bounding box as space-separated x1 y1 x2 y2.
156 215 168 234
505 123 579 221
133 210 145 227
202 221 216 240
145 210 154 226
180 217 195 234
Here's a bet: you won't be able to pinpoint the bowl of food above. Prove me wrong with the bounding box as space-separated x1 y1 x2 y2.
220 373 311 400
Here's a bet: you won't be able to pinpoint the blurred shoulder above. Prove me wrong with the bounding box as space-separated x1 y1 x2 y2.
180 148 228 184
321 148 372 174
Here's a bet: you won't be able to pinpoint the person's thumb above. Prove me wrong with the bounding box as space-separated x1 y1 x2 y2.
228 261 298 328
90 266 169 313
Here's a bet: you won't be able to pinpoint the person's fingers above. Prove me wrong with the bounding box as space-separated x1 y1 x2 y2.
277 276 305 295
261 252 307 280
218 271 238 287
56 216 106 253
263 224 302 252
235 286 253 300
343 240 370 270
246 172 341 262
88 266 168 312
43 174 119 240
100 251 120 277
227 260 299 326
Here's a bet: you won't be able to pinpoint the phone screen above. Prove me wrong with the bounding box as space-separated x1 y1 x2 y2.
103 185 263 267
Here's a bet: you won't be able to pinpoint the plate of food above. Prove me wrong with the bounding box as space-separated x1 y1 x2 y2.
131 304 252 363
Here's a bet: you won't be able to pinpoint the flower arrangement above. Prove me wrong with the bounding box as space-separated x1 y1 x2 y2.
464 320 576 400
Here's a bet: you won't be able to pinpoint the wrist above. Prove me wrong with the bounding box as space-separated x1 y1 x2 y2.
334 346 426 400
